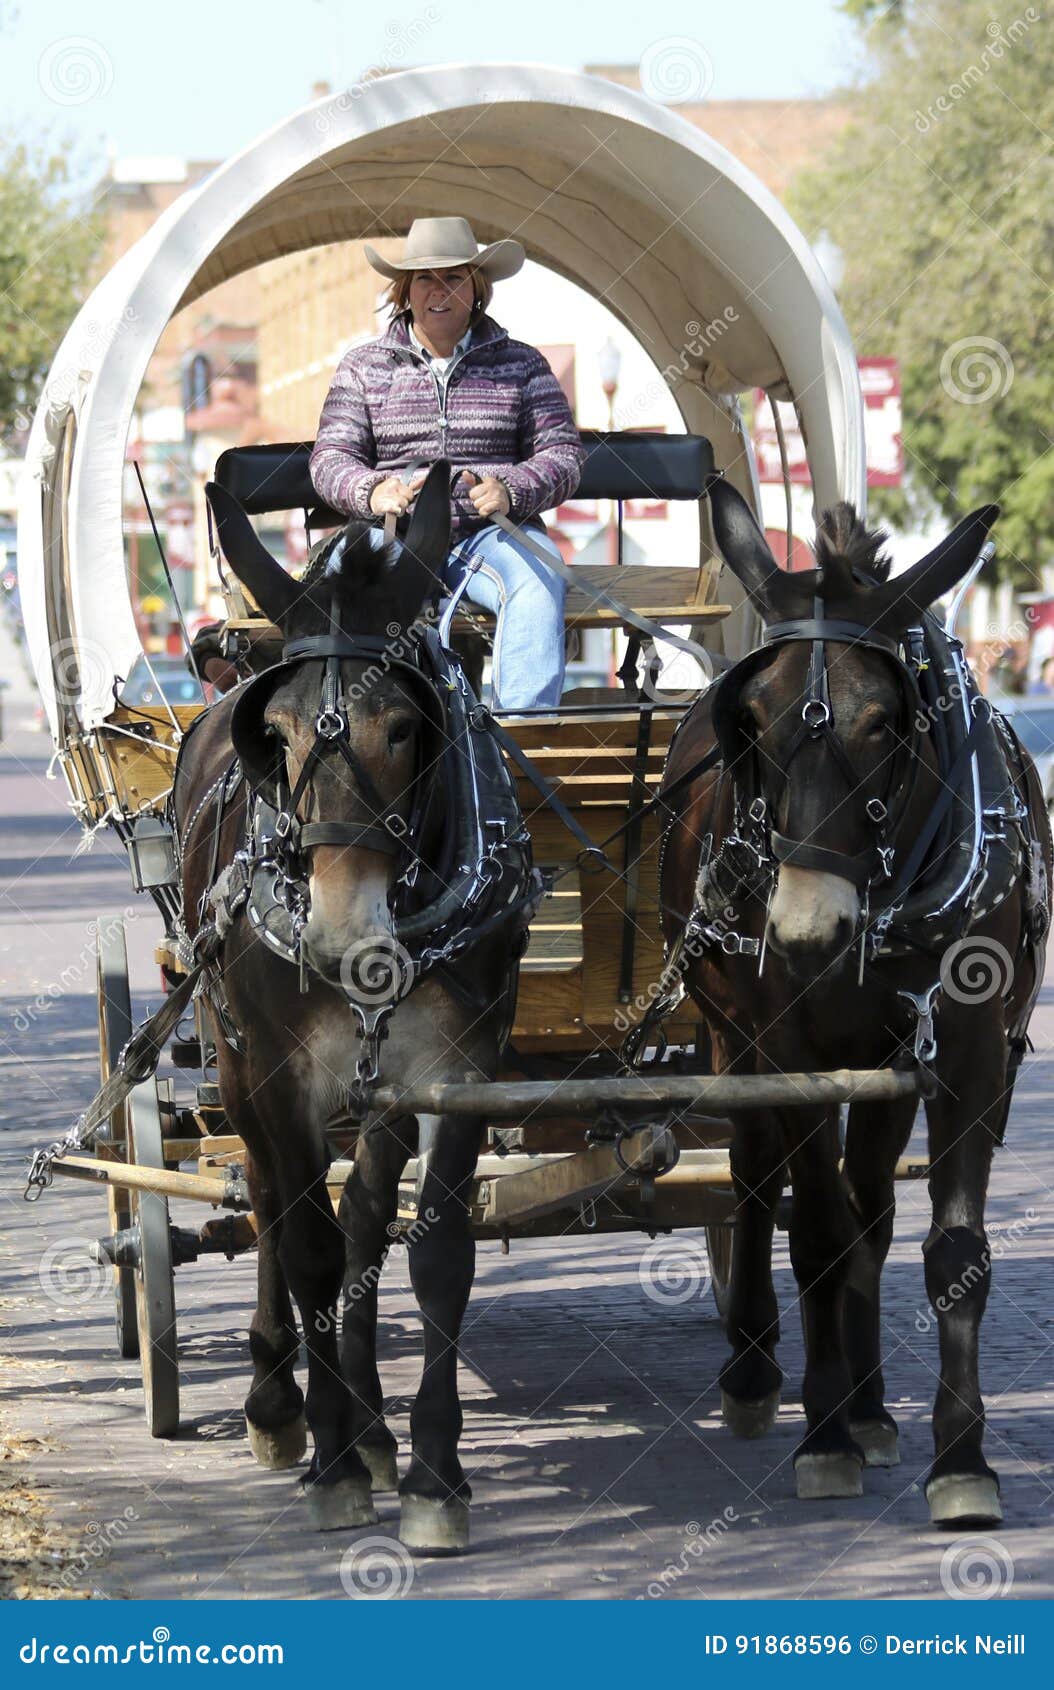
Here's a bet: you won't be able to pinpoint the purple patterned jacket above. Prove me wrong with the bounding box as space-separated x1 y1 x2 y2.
309 312 584 544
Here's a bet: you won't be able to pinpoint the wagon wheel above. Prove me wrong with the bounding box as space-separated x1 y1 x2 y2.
706 1224 733 1322
127 1079 180 1437
96 919 138 1359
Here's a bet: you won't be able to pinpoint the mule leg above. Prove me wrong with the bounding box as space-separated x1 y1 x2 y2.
842 1095 916 1467
275 1151 376 1531
922 1024 1006 1528
338 1115 415 1491
211 1046 306 1470
243 1148 306 1469
399 1110 484 1555
784 1105 864 1500
718 1107 785 1438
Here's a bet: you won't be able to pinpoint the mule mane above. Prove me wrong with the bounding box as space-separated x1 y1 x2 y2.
290 522 402 634
813 502 892 586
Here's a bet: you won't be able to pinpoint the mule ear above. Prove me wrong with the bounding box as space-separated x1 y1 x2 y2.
400 459 452 587
707 478 780 605
877 504 999 624
205 483 297 626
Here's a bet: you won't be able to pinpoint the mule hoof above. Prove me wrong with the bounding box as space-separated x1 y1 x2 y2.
399 1493 470 1556
927 1472 1002 1529
795 1451 863 1501
356 1443 399 1492
302 1476 378 1533
721 1388 780 1439
246 1413 307 1470
850 1419 900 1468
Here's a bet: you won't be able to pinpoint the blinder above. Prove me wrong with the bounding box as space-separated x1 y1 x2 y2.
230 666 290 804
709 645 780 769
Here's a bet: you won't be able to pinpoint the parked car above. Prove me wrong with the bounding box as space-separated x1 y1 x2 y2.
997 696 1054 814
118 655 206 708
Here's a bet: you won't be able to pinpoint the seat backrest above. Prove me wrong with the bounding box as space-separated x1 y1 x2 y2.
213 443 342 526
213 431 715 521
574 431 714 502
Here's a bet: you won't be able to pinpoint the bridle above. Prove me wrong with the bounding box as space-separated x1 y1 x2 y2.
269 630 442 866
714 586 925 901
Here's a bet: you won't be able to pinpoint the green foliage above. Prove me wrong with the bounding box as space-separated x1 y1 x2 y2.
0 138 103 442
790 0 1052 586
839 0 905 24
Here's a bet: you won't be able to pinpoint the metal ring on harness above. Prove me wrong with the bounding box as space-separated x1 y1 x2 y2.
315 708 346 739
613 1126 682 1180
576 844 610 875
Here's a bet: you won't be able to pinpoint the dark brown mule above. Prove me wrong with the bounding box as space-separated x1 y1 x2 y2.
659 481 1049 1526
173 463 525 1552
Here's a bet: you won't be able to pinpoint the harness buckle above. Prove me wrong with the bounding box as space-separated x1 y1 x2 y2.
720 930 761 957
866 798 888 825
315 708 346 740
897 982 941 1071
274 809 294 841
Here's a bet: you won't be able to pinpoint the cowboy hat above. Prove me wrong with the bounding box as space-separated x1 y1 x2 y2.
363 216 525 283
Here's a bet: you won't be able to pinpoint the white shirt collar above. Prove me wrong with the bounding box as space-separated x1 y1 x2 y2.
408 320 473 364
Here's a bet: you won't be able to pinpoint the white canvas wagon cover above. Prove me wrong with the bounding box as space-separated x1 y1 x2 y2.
18 62 865 739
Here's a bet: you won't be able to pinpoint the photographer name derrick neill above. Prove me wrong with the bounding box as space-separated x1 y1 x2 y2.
886 1635 1025 1655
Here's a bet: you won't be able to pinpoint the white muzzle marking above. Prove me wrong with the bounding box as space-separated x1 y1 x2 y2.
767 864 860 953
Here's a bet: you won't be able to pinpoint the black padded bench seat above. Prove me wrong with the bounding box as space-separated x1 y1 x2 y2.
212 430 728 633
213 430 716 524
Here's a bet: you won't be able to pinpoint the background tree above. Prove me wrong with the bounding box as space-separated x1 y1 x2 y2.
790 0 1052 586
0 138 102 443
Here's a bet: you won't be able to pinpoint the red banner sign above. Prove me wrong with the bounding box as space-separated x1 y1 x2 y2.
752 358 902 488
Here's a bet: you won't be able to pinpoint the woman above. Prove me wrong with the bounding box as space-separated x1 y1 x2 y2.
310 217 584 710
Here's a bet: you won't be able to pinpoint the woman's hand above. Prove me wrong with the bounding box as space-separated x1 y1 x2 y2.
460 470 511 519
368 471 427 515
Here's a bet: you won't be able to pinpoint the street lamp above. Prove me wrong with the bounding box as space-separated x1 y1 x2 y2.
597 341 623 685
598 337 621 429
813 230 845 293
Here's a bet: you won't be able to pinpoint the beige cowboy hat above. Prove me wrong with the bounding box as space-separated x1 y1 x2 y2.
363 216 525 283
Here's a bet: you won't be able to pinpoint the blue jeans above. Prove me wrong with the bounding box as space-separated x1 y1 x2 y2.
444 521 567 710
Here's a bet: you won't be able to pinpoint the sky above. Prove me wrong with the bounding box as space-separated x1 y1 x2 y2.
0 0 862 175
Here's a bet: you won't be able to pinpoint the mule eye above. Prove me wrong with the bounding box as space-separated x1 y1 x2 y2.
867 717 889 739
388 718 415 748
